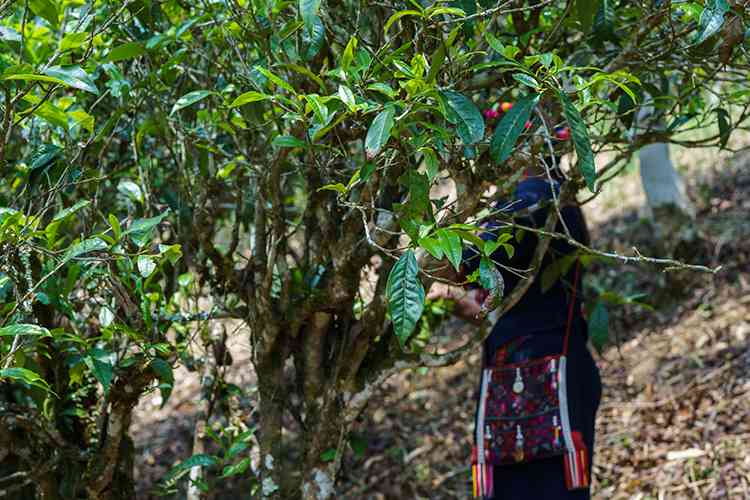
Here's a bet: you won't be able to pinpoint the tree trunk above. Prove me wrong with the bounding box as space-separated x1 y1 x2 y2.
638 142 694 219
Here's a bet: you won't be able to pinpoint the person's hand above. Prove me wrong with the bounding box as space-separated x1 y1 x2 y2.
427 284 483 323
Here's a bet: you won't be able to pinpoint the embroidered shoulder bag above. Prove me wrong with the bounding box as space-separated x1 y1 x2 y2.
471 263 589 498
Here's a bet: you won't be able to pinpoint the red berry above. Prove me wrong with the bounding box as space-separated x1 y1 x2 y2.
483 108 499 120
555 127 571 140
501 102 513 113
524 120 532 129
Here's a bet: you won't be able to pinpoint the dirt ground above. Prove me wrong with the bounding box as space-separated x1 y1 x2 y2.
132 151 750 499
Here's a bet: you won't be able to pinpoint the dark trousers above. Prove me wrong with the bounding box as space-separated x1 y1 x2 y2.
478 325 602 500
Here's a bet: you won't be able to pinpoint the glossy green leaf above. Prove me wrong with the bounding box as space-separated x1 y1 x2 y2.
694 0 730 45
341 37 357 73
0 324 51 337
85 349 114 394
164 454 218 483
338 85 356 112
150 358 174 407
125 212 169 248
386 250 425 348
300 0 322 27
221 458 252 478
230 91 271 108
64 238 107 262
43 66 99 94
384 10 422 33
60 32 88 51
490 94 539 164
0 367 51 392
272 135 306 148
419 236 444 260
365 107 395 159
512 73 539 89
440 90 484 145
52 200 90 222
437 229 462 272
29 0 59 27
559 92 596 192
108 42 146 62
302 15 326 60
254 66 295 94
137 256 157 277
170 90 212 115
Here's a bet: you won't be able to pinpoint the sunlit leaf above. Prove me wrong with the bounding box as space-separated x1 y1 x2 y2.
365 107 395 159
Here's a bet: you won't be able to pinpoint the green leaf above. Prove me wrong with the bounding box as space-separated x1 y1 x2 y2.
0 367 51 392
512 73 539 89
64 238 107 263
254 66 295 94
716 108 731 149
384 10 422 33
437 229 462 272
164 454 218 482
85 349 114 394
341 37 357 73
171 90 212 115
576 0 598 32
109 214 122 240
588 301 609 354
43 66 99 95
559 92 596 192
150 358 174 407
490 94 539 164
317 183 347 194
60 32 88 51
367 83 396 98
221 458 251 478
123 211 169 248
320 449 336 462
338 85 356 112
0 324 51 337
593 0 615 40
695 0 730 45
419 236 444 260
302 15 326 60
300 0 322 27
365 107 395 159
440 90 484 145
108 42 146 62
137 256 157 277
230 91 271 108
386 250 425 348
272 135 306 148
52 200 90 222
29 0 59 27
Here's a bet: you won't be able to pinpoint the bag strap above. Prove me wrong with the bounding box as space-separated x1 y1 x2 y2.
562 260 582 356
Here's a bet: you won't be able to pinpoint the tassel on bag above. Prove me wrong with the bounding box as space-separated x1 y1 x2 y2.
563 431 590 490
471 446 495 499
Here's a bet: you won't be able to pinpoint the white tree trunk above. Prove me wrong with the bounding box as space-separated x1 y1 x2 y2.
638 142 694 218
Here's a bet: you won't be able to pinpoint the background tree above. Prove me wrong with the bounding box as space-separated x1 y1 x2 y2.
0 1 747 499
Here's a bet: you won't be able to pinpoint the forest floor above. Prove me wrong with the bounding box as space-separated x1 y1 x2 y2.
132 149 750 499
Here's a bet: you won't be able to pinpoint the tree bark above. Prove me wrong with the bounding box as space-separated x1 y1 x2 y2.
639 142 694 218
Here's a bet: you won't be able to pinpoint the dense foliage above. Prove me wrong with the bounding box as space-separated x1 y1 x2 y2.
1 0 748 498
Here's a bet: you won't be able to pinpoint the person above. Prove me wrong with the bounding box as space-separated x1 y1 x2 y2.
427 163 602 500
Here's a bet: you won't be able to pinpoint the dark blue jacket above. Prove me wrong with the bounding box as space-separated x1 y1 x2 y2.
461 178 590 359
